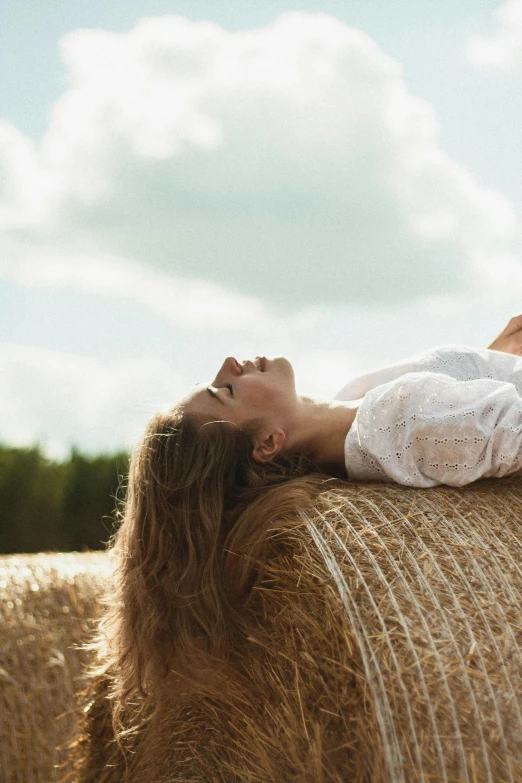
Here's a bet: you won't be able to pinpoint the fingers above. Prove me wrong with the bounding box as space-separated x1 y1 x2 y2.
504 314 522 336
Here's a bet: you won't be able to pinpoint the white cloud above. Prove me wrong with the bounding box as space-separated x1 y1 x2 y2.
0 122 57 229
0 12 519 313
291 349 366 398
3 283 521 458
0 340 364 457
0 239 276 331
472 251 522 297
466 0 522 70
0 343 188 458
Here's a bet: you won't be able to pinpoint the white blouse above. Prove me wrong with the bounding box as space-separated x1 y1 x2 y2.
335 345 522 488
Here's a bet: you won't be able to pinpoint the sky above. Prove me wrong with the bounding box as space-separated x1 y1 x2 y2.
2 0 522 458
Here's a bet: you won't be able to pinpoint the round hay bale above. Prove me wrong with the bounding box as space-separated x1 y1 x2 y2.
8 477 522 782
0 552 111 783
74 477 522 782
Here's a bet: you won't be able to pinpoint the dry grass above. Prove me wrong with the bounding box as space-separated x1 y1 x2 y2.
0 551 111 783
4 477 522 782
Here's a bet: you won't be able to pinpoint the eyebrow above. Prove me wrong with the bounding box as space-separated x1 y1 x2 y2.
206 386 225 405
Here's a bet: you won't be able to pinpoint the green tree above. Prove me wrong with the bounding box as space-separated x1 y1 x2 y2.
0 444 128 554
60 449 128 551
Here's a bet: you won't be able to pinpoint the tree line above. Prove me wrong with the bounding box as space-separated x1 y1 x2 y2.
0 444 129 554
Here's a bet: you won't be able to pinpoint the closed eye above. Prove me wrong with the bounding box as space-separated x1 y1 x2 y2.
224 383 233 395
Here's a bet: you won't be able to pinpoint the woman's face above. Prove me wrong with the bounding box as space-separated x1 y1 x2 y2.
183 355 299 431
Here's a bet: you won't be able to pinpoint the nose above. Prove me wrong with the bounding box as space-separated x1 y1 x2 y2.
225 357 243 375
213 357 242 384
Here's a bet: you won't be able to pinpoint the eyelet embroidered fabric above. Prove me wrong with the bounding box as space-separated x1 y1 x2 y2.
335 345 522 487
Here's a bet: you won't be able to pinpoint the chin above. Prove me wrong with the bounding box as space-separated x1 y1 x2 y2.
268 355 292 370
270 355 295 385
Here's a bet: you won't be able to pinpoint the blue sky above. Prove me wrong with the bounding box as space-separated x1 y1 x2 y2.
2 0 522 456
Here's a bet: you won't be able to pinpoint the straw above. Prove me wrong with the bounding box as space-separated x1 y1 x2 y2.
0 552 111 783
5 476 522 782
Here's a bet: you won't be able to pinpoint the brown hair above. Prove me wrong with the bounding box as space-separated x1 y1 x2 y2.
92 405 329 742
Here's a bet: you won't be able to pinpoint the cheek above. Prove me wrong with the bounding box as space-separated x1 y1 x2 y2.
236 380 269 410
248 381 289 413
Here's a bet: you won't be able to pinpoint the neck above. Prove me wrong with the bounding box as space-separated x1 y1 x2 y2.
286 396 361 477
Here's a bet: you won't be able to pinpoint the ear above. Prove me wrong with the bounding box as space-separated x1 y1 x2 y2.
252 428 286 464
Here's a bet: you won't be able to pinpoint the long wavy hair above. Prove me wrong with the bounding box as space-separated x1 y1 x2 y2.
91 404 329 743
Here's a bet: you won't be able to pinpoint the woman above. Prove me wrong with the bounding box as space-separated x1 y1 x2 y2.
93 315 522 746
183 314 522 487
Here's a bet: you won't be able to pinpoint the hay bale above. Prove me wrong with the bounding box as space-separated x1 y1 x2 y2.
0 551 111 783
74 478 522 783
6 478 522 782
140 476 521 783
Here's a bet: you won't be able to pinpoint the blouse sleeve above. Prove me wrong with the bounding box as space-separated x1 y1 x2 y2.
345 372 522 487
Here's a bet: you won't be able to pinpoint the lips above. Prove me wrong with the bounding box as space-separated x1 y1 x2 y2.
255 356 266 371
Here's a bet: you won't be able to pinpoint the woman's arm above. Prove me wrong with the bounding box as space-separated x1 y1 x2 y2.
488 314 522 356
346 372 522 487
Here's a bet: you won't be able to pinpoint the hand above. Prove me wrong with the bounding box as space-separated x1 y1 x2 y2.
487 314 522 356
